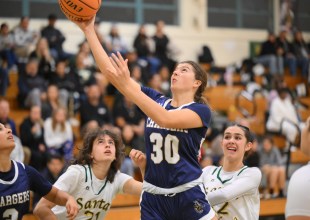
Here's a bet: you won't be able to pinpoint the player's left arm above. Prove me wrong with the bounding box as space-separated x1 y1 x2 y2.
207 167 262 206
34 186 78 220
122 178 143 196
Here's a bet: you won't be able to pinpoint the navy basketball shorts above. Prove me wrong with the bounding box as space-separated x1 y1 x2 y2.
140 184 215 220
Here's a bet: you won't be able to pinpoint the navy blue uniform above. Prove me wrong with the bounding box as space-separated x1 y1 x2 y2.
0 160 52 220
141 87 215 220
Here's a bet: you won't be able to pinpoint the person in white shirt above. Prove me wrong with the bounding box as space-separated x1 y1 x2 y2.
43 106 73 163
266 87 305 145
34 128 143 220
13 16 38 64
202 124 262 220
285 117 310 220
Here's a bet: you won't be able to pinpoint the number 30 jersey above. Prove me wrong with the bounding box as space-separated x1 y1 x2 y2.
141 86 212 188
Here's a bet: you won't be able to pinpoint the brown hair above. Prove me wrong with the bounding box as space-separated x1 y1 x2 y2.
73 129 125 183
51 107 67 132
179 61 208 105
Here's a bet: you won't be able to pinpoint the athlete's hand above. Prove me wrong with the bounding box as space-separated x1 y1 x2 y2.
73 16 96 33
130 149 146 170
66 195 79 219
109 51 131 87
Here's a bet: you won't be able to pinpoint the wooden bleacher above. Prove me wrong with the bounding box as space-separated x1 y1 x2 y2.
204 85 244 112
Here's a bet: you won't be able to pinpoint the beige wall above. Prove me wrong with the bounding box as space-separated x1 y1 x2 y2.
1 0 309 66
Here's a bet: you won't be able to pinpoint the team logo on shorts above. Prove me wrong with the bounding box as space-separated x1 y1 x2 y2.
193 200 204 214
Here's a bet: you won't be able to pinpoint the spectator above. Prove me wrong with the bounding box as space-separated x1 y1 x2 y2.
0 98 17 136
17 58 48 108
244 135 260 168
254 32 284 75
0 22 17 70
41 84 62 120
0 53 10 96
43 106 74 163
106 23 128 56
266 87 305 145
70 51 96 91
133 24 160 76
259 136 286 198
19 105 47 171
292 30 310 79
13 16 38 70
153 20 177 72
77 40 96 70
42 154 65 184
41 14 70 60
198 45 214 67
79 83 113 133
29 37 56 80
49 60 81 108
276 29 297 76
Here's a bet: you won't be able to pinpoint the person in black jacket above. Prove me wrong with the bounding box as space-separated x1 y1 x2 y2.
254 32 284 75
19 105 47 171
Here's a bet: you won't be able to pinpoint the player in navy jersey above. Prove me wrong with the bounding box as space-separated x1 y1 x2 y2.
0 123 78 220
74 16 217 220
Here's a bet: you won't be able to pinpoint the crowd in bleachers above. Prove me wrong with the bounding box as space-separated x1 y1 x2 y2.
1 13 310 205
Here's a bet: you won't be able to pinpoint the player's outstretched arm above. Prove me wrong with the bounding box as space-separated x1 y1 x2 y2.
301 117 310 156
34 186 78 220
73 18 203 129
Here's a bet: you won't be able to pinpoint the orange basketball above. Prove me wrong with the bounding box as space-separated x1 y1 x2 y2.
59 0 102 21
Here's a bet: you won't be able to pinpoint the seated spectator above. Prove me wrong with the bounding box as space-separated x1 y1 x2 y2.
0 22 17 70
29 37 56 80
49 59 82 111
13 16 39 71
198 45 214 68
133 24 160 76
292 30 310 79
41 84 62 120
266 87 305 145
77 40 96 70
244 135 260 168
106 23 128 56
254 32 284 75
20 105 47 171
152 20 177 72
70 51 96 93
79 83 113 132
18 58 48 108
276 29 297 76
41 154 65 184
0 98 17 136
259 136 286 198
44 106 74 164
41 14 71 60
0 53 10 96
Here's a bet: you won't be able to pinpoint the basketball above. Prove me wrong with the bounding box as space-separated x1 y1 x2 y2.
59 0 102 21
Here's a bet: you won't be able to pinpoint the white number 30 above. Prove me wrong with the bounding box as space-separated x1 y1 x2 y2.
150 133 180 164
